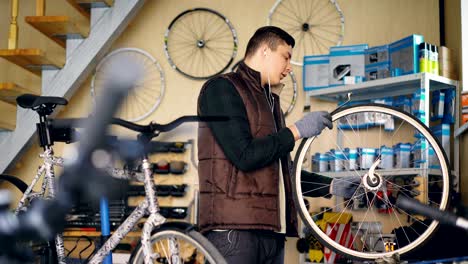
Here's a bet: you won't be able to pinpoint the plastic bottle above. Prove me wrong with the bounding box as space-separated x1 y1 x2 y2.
418 42 430 73
431 45 439 75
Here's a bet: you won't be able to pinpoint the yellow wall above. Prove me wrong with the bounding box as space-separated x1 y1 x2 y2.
1 0 444 262
444 0 468 205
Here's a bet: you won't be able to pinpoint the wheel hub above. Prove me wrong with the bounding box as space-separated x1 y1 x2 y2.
363 158 383 191
363 173 383 191
197 40 205 48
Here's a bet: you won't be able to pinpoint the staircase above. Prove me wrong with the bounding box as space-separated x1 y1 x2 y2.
0 0 146 173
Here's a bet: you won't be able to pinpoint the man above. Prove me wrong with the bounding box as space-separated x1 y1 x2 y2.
197 26 337 263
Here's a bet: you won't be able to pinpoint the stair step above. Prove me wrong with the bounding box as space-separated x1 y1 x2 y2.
0 83 39 104
66 0 114 19
25 16 89 48
0 100 16 131
0 49 64 76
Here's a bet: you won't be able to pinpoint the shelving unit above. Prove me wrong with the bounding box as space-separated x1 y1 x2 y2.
300 73 460 264
308 72 460 191
315 168 443 178
62 140 197 253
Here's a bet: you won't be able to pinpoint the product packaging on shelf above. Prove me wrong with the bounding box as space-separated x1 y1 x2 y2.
329 44 368 86
365 44 390 81
394 143 411 168
360 148 377 169
379 146 394 169
303 55 330 91
431 90 445 120
389 34 424 75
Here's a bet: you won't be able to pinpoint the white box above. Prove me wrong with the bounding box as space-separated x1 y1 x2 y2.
329 44 368 86
303 55 329 91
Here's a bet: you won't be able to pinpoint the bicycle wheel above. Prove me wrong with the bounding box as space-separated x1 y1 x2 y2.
129 226 226 264
293 104 450 261
91 48 165 122
231 60 297 116
164 8 238 80
268 0 345 66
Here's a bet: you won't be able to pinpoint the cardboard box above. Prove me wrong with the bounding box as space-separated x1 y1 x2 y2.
389 34 424 75
303 55 329 91
329 44 368 86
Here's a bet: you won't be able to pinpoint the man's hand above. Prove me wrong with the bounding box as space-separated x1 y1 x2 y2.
330 176 362 199
290 111 333 140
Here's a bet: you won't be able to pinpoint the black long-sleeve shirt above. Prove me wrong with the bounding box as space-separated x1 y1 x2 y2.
198 77 296 172
199 77 332 197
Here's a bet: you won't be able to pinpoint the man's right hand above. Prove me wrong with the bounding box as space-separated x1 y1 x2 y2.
291 111 333 139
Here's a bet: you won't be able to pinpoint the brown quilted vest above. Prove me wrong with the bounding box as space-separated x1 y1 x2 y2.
197 62 298 236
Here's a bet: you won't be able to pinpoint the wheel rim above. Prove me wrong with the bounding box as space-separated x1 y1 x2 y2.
268 0 345 66
293 105 450 260
91 48 165 122
164 8 238 80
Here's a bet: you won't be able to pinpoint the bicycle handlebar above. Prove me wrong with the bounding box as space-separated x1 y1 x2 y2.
50 115 229 134
396 196 468 231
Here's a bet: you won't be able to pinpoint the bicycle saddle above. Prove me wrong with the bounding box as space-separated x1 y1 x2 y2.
16 94 68 110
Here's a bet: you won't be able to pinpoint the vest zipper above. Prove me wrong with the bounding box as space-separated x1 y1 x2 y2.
263 88 282 231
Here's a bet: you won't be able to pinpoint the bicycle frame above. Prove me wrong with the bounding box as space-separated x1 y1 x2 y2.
15 147 67 264
89 157 168 264
18 145 176 263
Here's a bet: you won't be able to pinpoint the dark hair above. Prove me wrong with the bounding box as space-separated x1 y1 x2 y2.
245 26 295 58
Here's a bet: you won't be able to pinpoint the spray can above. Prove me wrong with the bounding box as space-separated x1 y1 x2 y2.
418 42 430 73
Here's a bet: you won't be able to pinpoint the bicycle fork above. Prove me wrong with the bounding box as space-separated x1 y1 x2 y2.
140 157 168 264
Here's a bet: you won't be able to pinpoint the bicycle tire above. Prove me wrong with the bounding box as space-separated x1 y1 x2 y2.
0 174 29 193
164 8 238 80
292 104 450 261
129 225 226 264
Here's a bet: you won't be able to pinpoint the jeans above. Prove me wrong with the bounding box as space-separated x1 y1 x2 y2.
205 230 285 264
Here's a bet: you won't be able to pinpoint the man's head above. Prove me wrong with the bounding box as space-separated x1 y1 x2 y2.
244 26 295 86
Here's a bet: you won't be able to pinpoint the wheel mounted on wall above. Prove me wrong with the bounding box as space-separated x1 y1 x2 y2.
268 0 345 66
164 8 238 80
91 48 165 122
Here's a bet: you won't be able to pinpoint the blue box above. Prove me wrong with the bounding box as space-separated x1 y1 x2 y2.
303 55 329 91
329 44 368 86
389 34 424 75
